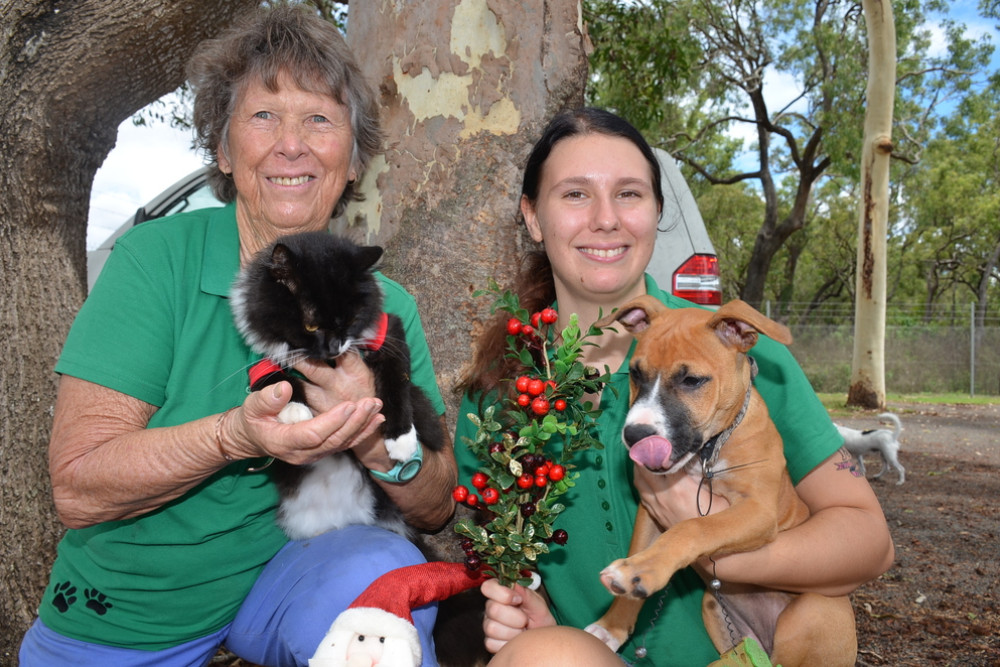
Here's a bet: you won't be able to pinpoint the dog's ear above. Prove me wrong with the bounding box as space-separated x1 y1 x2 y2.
709 300 793 350
598 295 670 334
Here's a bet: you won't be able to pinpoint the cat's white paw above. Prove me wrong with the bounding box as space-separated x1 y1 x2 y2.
278 401 313 424
384 426 418 461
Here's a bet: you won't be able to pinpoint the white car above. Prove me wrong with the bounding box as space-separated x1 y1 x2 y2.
648 148 720 306
89 155 720 304
87 167 223 291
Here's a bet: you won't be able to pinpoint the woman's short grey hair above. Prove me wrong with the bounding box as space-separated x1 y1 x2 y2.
186 3 382 217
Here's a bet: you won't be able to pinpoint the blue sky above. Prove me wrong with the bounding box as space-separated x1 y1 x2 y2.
86 2 1000 251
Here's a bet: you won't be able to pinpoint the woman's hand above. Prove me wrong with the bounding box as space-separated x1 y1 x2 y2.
222 377 384 466
293 352 376 413
481 578 557 654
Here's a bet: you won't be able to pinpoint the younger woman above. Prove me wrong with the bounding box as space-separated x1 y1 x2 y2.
455 108 893 666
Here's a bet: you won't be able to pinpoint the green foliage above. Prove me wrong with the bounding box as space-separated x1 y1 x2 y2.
583 0 996 314
898 72 1000 311
584 0 701 134
454 281 611 586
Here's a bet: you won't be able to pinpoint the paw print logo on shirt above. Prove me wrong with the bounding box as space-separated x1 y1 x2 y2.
84 589 113 615
51 582 114 616
52 582 77 613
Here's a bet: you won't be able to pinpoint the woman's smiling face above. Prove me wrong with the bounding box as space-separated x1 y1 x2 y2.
521 133 660 305
219 70 357 241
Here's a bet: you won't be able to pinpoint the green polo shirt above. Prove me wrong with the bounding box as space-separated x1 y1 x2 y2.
454 276 841 665
41 203 445 650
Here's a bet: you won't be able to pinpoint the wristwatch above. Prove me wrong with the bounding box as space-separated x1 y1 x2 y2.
368 443 424 483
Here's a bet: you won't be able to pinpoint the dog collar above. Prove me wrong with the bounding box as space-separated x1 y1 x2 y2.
363 312 390 352
700 356 758 472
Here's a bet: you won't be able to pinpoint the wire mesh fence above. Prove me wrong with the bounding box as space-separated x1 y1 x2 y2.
764 302 1000 396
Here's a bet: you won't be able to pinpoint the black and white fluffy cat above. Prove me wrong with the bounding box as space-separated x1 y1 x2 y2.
229 232 444 540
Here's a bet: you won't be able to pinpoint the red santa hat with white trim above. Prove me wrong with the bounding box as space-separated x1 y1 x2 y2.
309 561 490 667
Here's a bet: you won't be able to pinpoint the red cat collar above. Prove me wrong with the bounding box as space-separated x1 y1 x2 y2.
249 359 285 389
364 312 389 352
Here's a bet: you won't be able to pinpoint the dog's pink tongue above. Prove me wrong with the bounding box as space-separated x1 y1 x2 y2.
629 436 674 470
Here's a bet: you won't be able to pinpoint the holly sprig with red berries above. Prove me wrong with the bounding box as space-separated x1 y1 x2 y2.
454 280 612 587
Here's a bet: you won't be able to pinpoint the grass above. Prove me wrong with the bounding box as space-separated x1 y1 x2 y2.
816 392 1000 417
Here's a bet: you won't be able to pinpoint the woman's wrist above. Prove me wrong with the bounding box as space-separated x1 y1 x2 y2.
214 408 239 463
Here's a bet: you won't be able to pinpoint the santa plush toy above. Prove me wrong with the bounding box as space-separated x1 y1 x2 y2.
309 561 489 667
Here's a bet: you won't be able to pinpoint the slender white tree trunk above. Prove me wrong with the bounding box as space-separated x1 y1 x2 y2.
849 0 896 409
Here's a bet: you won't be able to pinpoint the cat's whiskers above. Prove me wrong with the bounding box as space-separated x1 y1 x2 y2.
356 330 406 361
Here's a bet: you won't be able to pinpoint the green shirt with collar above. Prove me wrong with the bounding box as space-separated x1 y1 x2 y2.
454 275 842 665
42 203 445 649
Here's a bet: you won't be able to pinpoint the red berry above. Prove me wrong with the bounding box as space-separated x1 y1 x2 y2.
465 554 482 571
536 462 551 477
554 399 567 411
540 308 558 324
546 380 557 392
521 502 537 518
515 375 531 393
506 317 523 335
471 472 489 490
527 379 545 396
521 324 535 337
531 312 542 328
466 494 480 507
482 488 500 505
548 464 566 481
489 442 504 455
452 485 469 502
552 529 569 545
535 475 547 487
517 393 531 407
531 397 549 416
517 473 534 489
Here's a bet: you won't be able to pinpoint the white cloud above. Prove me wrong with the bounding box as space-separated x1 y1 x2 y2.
87 111 204 250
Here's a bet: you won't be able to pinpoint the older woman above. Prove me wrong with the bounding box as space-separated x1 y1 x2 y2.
20 6 455 667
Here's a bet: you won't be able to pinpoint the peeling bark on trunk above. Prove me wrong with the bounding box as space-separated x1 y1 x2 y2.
0 0 258 655
848 0 895 409
345 0 588 423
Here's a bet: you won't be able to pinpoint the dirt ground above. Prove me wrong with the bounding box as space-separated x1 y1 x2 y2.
839 402 1000 667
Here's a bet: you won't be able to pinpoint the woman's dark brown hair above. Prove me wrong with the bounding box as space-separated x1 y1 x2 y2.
458 108 664 399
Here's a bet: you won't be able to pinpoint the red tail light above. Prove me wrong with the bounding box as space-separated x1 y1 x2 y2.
673 254 721 306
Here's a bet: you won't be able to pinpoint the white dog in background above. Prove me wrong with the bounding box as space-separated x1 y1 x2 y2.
835 413 906 485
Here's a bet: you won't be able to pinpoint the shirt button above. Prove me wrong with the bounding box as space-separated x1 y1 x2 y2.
595 455 604 465
597 479 606 489
601 501 610 510
605 521 613 531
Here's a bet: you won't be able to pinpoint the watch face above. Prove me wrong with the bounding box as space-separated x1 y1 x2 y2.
398 458 422 481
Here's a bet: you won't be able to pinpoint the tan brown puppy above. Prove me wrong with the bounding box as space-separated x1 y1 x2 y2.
585 296 856 666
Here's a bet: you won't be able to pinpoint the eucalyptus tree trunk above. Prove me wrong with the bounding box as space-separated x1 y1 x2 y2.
0 0 258 657
848 0 896 409
345 0 588 422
